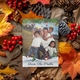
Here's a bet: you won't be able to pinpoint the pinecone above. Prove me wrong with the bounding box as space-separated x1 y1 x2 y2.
76 35 80 43
71 41 80 49
3 74 16 80
31 2 51 19
31 71 51 80
58 21 70 36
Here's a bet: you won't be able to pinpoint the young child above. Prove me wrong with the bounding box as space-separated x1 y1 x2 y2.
45 41 57 59
27 30 41 59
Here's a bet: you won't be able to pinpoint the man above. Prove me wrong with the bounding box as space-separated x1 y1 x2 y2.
38 27 55 59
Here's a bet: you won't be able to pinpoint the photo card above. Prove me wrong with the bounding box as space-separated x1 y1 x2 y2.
22 19 58 67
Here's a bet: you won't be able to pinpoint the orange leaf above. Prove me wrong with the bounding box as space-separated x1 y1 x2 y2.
18 10 43 23
58 55 63 65
0 2 14 37
61 53 80 80
0 51 6 57
28 0 50 4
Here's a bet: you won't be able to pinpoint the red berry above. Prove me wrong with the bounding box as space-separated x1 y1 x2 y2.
67 34 70 38
8 4 12 7
13 1 17 4
77 30 80 33
69 37 73 40
18 36 22 40
8 40 11 45
18 1 22 6
3 42 6 46
71 32 74 36
3 46 8 50
22 0 27 3
11 36 15 40
4 40 7 42
7 1 12 4
23 3 27 7
14 36 18 40
71 27 75 31
12 41 16 45
73 35 76 39
18 41 22 45
11 46 15 49
12 6 16 9
71 23 76 27
73 32 77 36
9 48 13 52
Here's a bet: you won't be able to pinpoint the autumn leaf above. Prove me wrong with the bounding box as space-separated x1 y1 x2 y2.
0 75 4 80
18 10 43 23
0 51 6 57
59 42 76 54
0 66 19 75
58 54 63 65
0 1 13 15
28 0 50 4
0 17 14 37
61 53 80 80
0 2 14 37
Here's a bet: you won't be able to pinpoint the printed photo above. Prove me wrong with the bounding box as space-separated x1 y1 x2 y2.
22 19 58 67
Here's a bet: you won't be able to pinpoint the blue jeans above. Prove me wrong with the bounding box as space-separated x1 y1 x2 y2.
38 46 46 59
27 47 38 59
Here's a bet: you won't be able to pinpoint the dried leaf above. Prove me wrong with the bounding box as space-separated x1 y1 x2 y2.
59 54 63 65
10 20 22 36
59 42 76 54
0 1 14 37
0 17 14 37
0 66 19 75
61 53 80 80
0 75 4 80
18 10 43 23
28 0 50 4
0 1 13 15
29 67 37 73
0 51 6 57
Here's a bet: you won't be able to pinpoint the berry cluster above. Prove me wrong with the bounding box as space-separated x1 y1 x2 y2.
67 23 80 40
6 0 28 10
3 36 22 52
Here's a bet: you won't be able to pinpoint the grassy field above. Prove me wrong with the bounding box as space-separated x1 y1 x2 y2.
23 29 32 56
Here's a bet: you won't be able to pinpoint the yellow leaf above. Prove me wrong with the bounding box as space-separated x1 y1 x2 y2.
59 42 72 54
0 66 19 75
0 1 13 15
0 75 4 80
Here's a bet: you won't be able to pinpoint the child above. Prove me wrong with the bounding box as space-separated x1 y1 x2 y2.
45 41 57 59
27 30 41 59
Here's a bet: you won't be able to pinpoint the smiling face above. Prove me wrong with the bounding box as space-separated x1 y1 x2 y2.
48 27 53 33
49 41 55 48
34 32 40 37
43 28 48 37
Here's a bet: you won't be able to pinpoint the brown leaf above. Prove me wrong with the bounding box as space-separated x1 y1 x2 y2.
29 67 37 73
